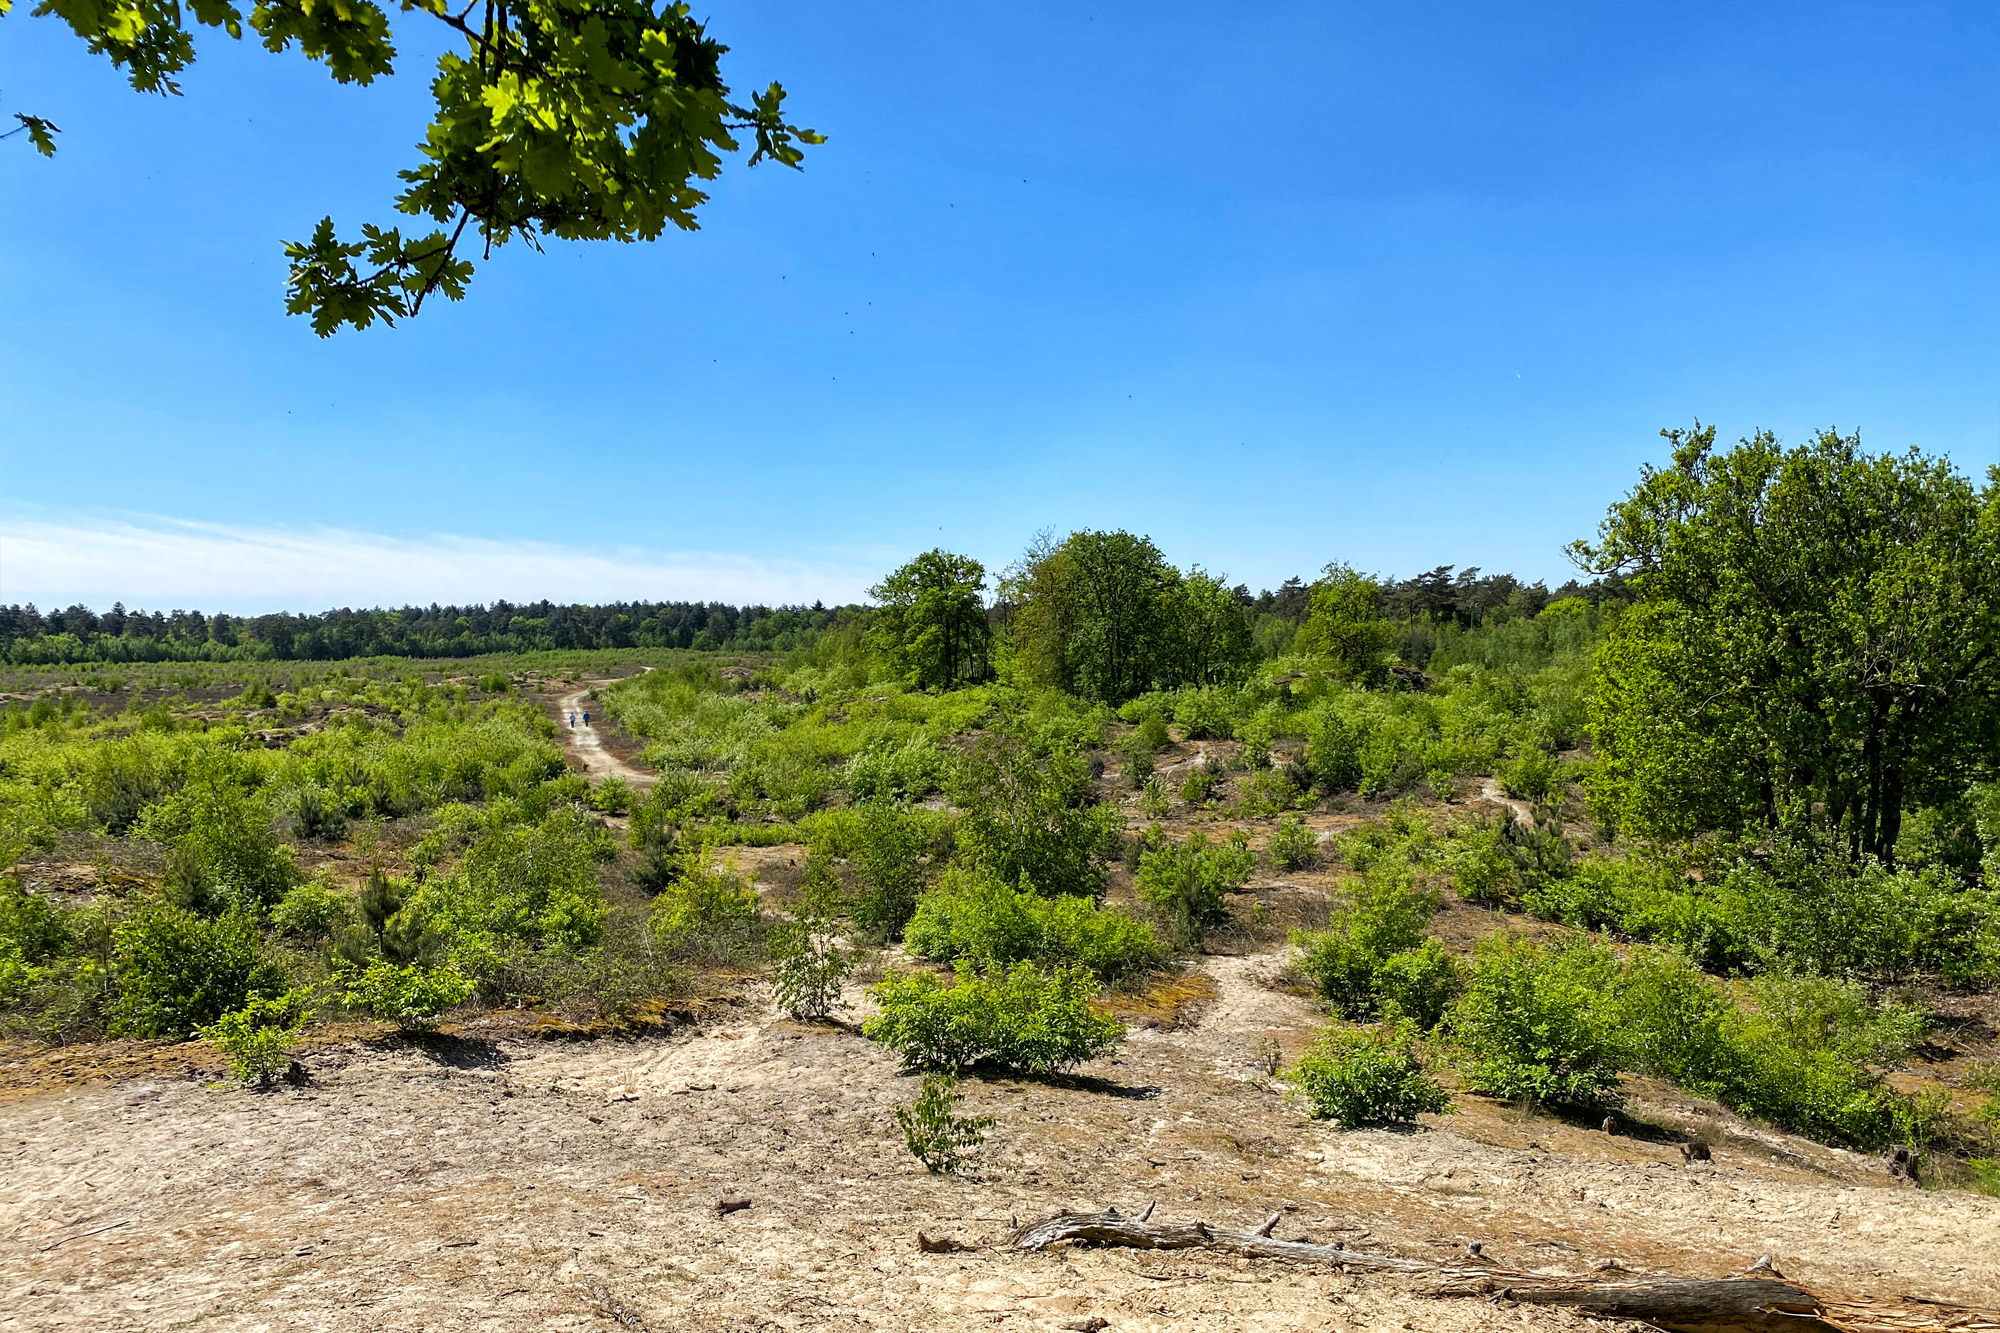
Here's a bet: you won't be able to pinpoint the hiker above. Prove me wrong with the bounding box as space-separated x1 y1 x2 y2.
567 711 575 728
582 710 590 727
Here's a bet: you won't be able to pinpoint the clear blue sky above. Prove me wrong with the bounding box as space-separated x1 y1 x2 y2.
5 1 2000 612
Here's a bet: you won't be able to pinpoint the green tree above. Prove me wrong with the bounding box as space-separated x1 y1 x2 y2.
870 550 990 690
1296 564 1397 684
1573 425 2000 859
1159 569 1254 687
1004 529 1173 703
15 0 821 334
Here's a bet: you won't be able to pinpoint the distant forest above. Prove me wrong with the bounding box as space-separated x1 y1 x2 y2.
0 566 1625 665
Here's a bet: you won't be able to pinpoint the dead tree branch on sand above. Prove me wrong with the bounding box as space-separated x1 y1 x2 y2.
1006 1205 1999 1333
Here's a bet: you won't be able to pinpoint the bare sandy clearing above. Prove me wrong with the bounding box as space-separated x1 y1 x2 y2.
3 946 1994 1333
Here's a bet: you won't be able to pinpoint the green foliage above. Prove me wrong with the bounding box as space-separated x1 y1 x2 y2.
202 988 313 1088
271 874 349 943
870 550 991 689
1292 872 1456 1027
844 738 947 802
29 0 822 331
1445 934 1624 1107
1134 829 1256 945
137 761 298 914
1267 815 1318 870
590 775 633 815
1296 565 1398 685
1289 1023 1453 1127
864 961 1123 1076
847 800 939 939
768 914 852 1021
1178 755 1224 804
339 961 475 1032
895 1071 994 1175
111 903 284 1039
408 804 609 957
647 856 761 965
1577 425 2000 859
1497 745 1562 804
1005 531 1252 702
903 865 1165 983
951 736 1118 900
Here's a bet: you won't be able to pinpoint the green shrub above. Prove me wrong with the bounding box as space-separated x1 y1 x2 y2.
111 903 284 1039
591 775 633 815
202 988 313 1087
1303 710 1363 793
137 764 299 914
1179 757 1224 804
1445 934 1623 1107
476 673 511 694
648 857 761 965
271 874 349 942
768 914 852 1021
849 800 938 940
1289 1023 1453 1126
1173 687 1238 741
864 961 1123 1075
409 805 609 955
292 786 349 841
1135 830 1255 945
1268 815 1317 870
844 739 946 801
1497 745 1561 803
1291 874 1457 1029
951 737 1118 899
1132 712 1171 752
1138 776 1170 818
896 1071 995 1175
339 961 475 1031
1121 743 1155 788
903 865 1165 983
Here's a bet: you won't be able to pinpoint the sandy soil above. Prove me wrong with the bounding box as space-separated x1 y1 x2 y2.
4 941 1995 1333
556 684 655 791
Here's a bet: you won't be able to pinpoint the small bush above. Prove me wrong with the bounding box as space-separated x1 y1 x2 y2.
1174 688 1238 741
476 673 511 694
1292 872 1450 1023
591 775 634 815
1135 830 1255 945
849 800 937 940
1303 710 1363 793
648 857 761 965
272 875 349 943
1446 934 1623 1107
1133 713 1171 752
1268 816 1317 871
1290 1023 1453 1127
896 1071 995 1175
1497 745 1561 804
111 903 285 1039
202 988 313 1087
1138 776 1170 818
1122 744 1155 788
339 961 475 1031
1179 757 1224 804
864 961 1123 1075
903 865 1165 983
769 914 852 1021
293 787 349 841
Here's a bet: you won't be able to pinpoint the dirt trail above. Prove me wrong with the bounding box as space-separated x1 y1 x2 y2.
557 683 654 790
4 939 1996 1332
1479 776 1538 827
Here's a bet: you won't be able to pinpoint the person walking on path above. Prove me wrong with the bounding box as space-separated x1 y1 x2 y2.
568 711 576 728
582 710 591 727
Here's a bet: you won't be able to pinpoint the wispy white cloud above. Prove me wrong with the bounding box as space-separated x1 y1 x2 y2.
0 512 876 613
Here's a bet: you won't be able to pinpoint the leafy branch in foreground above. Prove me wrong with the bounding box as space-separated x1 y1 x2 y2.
25 0 822 333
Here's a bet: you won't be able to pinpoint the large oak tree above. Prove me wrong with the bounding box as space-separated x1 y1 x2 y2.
1573 424 2000 861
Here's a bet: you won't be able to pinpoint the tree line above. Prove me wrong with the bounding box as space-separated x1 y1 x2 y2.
0 600 847 664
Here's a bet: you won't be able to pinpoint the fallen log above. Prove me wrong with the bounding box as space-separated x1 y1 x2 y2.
1006 1205 1997 1333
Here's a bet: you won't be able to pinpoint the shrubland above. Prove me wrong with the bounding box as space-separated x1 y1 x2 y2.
4 428 1998 1184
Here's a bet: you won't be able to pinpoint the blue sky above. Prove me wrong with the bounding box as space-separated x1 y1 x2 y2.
5 1 2000 612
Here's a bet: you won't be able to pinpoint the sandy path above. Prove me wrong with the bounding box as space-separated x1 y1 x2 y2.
557 684 654 790
4 940 1995 1332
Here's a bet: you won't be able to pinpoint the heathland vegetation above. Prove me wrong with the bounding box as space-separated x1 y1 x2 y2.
4 425 2000 1185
